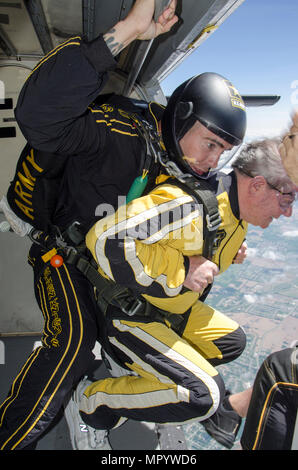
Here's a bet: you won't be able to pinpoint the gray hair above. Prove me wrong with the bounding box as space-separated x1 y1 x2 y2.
232 138 293 192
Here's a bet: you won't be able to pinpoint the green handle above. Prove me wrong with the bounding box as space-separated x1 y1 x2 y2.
126 175 148 203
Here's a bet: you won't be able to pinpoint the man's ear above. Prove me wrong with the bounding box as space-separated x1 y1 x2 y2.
249 175 267 195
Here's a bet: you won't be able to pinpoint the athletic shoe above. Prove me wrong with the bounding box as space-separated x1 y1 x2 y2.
200 392 242 449
64 377 112 450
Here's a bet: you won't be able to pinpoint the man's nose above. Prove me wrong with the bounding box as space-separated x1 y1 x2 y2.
208 150 222 168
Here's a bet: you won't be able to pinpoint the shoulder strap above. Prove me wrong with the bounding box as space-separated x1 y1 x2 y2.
160 176 221 260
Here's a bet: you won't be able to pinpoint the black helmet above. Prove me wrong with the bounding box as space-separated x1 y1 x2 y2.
161 72 247 176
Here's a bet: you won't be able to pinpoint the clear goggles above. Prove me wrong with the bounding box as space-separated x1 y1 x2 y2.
209 145 242 174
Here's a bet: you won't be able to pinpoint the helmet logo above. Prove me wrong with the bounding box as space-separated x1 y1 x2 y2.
224 80 245 111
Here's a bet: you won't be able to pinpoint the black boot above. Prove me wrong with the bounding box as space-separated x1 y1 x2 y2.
201 391 242 449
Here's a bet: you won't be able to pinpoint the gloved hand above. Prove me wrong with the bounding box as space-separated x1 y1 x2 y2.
0 195 33 236
279 112 298 185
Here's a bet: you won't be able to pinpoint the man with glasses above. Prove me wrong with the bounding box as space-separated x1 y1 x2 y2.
230 114 298 451
201 131 298 450
196 138 297 449
64 137 296 450
232 138 295 227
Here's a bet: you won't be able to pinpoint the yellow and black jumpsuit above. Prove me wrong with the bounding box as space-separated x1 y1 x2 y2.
0 35 163 449
79 172 247 429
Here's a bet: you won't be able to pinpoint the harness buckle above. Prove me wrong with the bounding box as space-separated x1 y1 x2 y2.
120 296 145 316
206 212 221 231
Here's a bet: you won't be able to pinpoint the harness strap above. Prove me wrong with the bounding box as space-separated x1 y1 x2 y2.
65 249 188 333
155 176 221 260
66 250 144 313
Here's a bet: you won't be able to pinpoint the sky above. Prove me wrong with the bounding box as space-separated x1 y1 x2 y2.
161 0 298 141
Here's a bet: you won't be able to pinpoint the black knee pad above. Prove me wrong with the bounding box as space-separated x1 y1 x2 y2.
212 326 247 366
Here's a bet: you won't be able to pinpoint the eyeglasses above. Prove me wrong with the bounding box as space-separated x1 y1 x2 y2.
236 168 296 211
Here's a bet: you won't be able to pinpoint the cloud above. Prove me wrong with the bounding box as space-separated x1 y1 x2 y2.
283 230 298 237
247 247 258 257
244 294 257 304
262 250 282 260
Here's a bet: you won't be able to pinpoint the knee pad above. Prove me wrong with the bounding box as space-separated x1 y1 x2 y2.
212 325 247 365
